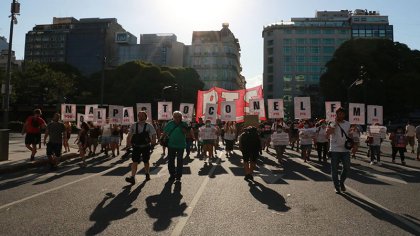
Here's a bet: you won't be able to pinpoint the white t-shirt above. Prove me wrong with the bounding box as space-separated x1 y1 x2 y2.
102 124 112 137
329 120 351 152
299 128 315 145
129 122 156 140
315 127 328 143
271 132 289 146
406 125 416 137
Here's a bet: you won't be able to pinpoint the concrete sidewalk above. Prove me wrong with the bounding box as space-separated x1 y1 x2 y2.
0 132 81 174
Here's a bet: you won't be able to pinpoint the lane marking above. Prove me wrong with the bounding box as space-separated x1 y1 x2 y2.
170 152 222 236
0 163 125 211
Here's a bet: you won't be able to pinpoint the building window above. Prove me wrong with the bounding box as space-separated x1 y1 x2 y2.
322 38 335 45
283 46 292 54
267 31 273 37
268 57 273 64
283 38 292 45
285 29 293 34
296 56 305 63
323 46 335 54
323 29 335 34
309 38 320 44
267 84 273 92
283 75 292 82
338 30 348 35
267 39 274 46
296 65 306 73
268 75 274 83
283 82 291 91
310 46 320 54
296 38 306 44
311 56 319 63
296 29 306 34
267 47 274 55
284 56 291 63
352 29 359 37
267 66 273 73
296 46 306 54
309 29 321 34
284 65 293 73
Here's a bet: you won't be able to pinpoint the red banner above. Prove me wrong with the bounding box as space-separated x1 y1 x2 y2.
196 85 264 122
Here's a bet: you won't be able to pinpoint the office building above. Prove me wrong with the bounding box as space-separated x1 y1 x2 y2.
262 10 393 110
25 17 131 75
190 23 245 90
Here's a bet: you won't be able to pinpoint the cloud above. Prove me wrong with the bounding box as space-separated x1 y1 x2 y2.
245 74 262 88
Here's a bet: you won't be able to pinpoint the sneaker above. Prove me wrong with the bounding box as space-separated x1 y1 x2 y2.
145 173 151 181
244 174 250 181
125 176 135 185
370 161 375 165
248 175 254 181
335 188 341 194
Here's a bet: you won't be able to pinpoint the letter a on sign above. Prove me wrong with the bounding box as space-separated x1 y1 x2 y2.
221 101 236 121
294 97 311 119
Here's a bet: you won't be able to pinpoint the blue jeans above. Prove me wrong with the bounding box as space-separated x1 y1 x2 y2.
330 152 350 189
168 147 184 178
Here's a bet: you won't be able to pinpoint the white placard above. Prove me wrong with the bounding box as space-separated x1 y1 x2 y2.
325 101 341 122
204 103 218 124
93 108 106 126
294 97 311 119
199 126 218 140
271 132 290 146
349 103 365 125
84 104 98 121
367 105 383 125
180 103 194 122
249 98 265 119
158 102 173 120
77 113 86 129
61 104 76 122
136 103 152 122
368 125 387 139
221 101 236 121
108 105 124 124
122 107 135 125
268 99 284 119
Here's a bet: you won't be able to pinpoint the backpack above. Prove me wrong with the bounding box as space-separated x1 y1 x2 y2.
131 123 150 146
32 117 40 128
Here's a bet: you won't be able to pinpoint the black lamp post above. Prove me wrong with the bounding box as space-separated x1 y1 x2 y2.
2 0 19 129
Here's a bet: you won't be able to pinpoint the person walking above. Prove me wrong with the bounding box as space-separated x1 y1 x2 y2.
349 124 361 159
368 123 383 165
405 121 416 153
326 107 351 194
299 120 315 162
389 126 407 165
239 126 261 181
125 111 157 184
43 113 66 170
199 119 218 161
315 120 329 162
224 121 237 157
77 122 89 167
22 109 46 161
271 125 289 165
63 121 72 153
163 111 188 181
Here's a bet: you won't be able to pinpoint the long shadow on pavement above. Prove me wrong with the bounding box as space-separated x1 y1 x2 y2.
145 181 187 232
86 182 146 235
342 192 420 235
248 180 290 212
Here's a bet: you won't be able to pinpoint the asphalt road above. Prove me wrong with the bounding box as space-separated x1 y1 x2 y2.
0 140 420 236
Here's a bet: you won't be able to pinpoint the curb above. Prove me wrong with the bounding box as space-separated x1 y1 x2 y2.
0 153 80 175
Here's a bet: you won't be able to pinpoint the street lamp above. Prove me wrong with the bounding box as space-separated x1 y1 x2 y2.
2 0 19 129
161 85 173 101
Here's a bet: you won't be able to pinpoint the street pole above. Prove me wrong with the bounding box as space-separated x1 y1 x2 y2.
2 0 19 129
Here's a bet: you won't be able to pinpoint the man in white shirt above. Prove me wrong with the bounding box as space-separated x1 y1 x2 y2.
405 121 416 153
326 107 351 194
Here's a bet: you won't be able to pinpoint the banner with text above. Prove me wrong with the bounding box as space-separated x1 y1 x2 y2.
108 105 124 124
349 103 365 125
179 103 194 122
93 108 106 126
249 98 266 119
367 105 383 125
294 97 311 119
122 107 135 125
204 103 218 124
158 102 172 120
196 85 264 122
77 113 86 129
267 99 284 119
136 103 152 122
61 104 76 122
221 101 236 121
84 104 98 121
325 101 341 122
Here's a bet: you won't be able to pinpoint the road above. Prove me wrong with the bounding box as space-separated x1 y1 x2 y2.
0 138 420 235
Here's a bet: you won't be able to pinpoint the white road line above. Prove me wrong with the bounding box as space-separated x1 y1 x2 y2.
0 163 125 211
170 152 223 236
295 158 420 234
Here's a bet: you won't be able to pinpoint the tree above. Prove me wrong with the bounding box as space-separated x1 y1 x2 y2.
320 39 420 119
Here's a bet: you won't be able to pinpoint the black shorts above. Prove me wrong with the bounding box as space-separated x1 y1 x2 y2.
242 152 258 163
47 142 62 157
132 145 151 163
25 133 41 145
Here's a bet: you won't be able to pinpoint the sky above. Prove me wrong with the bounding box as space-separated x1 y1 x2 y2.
1 0 419 88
